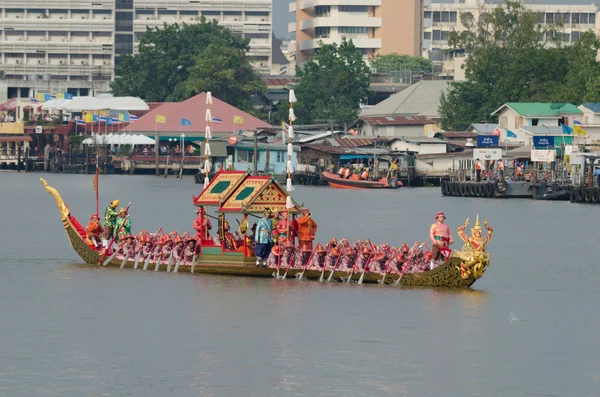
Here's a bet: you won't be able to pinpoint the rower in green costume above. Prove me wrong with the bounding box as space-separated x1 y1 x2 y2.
113 207 131 240
101 199 120 249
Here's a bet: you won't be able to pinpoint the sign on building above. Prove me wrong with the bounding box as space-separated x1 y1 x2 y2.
476 135 499 147
533 136 555 148
473 148 502 161
569 152 586 165
35 126 43 134
531 149 556 162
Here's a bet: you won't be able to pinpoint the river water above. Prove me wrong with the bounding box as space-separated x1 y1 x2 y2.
1 172 599 397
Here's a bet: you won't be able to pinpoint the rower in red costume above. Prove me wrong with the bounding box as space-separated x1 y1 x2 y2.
193 207 212 241
222 221 238 250
275 209 290 246
297 208 317 250
86 214 103 249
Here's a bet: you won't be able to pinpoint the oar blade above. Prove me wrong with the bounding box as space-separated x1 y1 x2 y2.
102 251 118 267
143 255 151 271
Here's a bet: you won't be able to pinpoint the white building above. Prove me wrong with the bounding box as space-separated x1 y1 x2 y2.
423 0 599 79
491 102 582 143
0 0 272 102
289 0 422 64
391 137 447 154
577 103 600 146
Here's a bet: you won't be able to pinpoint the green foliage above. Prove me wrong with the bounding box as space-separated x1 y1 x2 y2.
439 1 600 130
282 39 371 125
371 53 432 73
111 19 264 111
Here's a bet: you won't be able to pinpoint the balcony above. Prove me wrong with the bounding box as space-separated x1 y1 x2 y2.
298 0 381 11
299 15 381 30
288 22 296 33
299 37 381 51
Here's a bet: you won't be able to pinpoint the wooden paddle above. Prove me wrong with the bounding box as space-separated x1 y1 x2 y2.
346 241 372 284
142 227 162 271
282 247 299 280
297 246 320 281
102 250 119 267
357 249 377 285
272 246 283 279
378 249 397 285
326 238 349 282
98 202 131 266
174 232 191 273
395 242 422 285
317 245 332 282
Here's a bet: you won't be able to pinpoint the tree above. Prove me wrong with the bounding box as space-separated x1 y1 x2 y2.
555 31 600 104
282 39 371 125
370 53 432 73
439 1 578 130
111 19 264 109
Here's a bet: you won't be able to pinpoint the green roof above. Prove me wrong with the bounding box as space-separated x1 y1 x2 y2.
493 103 582 117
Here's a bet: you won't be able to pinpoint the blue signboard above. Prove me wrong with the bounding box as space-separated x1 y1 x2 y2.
477 135 499 147
533 136 555 147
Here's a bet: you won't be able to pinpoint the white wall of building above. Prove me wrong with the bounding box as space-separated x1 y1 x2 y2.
391 140 446 154
415 152 473 176
363 124 424 138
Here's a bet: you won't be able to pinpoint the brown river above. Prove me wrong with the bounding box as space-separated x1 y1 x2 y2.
1 172 599 397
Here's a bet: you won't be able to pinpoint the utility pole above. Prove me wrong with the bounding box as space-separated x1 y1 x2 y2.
253 130 258 175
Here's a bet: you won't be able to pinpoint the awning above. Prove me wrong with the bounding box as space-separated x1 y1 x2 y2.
82 133 155 145
340 154 377 160
0 135 32 143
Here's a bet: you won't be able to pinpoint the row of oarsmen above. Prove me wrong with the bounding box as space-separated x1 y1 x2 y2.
112 232 198 266
265 238 436 275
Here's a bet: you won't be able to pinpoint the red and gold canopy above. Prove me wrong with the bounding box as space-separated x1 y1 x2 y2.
193 171 248 207
216 176 301 214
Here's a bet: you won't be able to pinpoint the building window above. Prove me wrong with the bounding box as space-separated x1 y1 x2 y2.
315 6 330 17
339 27 367 34
424 11 431 19
432 11 440 23
276 151 285 163
441 11 450 23
581 13 588 24
546 13 554 23
424 32 431 40
432 30 441 41
562 13 570 24
450 12 457 23
115 0 133 10
590 13 596 24
571 31 580 41
237 150 253 163
115 34 133 54
572 13 580 24
115 11 133 32
315 27 330 38
339 6 368 12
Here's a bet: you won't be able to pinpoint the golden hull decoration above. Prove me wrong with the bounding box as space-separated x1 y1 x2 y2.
41 178 492 288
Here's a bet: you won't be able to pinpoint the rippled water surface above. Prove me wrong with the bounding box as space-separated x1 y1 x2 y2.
1 172 599 397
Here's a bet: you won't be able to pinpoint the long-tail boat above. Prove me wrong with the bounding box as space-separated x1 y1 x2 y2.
321 170 402 189
41 171 492 288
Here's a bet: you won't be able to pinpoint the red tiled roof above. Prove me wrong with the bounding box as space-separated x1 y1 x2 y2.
122 93 271 134
360 115 434 126
303 144 350 154
331 138 376 148
435 131 478 139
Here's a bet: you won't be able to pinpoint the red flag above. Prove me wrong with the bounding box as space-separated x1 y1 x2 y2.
93 166 99 196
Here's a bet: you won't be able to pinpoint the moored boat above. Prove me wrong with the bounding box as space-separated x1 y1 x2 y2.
41 173 491 288
321 171 402 189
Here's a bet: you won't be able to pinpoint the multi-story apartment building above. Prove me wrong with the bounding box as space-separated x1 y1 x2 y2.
289 0 423 64
0 0 272 102
423 0 599 79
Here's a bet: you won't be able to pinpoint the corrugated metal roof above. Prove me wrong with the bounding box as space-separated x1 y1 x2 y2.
360 115 434 126
360 80 449 119
331 137 376 148
435 131 478 139
492 103 582 117
519 126 565 136
394 137 446 144
580 103 600 114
